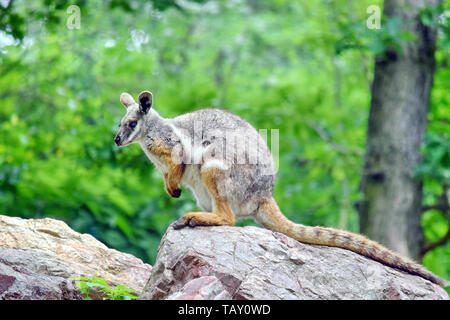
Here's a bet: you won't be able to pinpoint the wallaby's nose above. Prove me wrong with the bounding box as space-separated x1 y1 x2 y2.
114 136 121 145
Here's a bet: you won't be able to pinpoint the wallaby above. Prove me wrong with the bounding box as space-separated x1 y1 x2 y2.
114 90 449 286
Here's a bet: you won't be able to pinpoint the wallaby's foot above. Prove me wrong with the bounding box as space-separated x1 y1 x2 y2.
171 215 198 229
172 211 234 229
172 168 236 230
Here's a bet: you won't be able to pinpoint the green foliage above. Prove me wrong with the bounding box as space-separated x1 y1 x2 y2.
420 2 450 50
416 133 450 184
73 277 108 300
416 2 450 277
0 0 448 283
72 276 138 300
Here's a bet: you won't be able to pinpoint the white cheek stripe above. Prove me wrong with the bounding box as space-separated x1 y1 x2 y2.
127 121 142 142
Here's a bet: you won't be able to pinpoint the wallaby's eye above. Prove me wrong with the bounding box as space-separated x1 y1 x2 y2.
129 121 137 128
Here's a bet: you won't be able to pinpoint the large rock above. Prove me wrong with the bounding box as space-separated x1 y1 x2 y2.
0 215 152 300
1 214 448 300
141 225 449 300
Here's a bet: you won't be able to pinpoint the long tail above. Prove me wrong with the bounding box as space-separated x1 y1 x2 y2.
256 198 449 287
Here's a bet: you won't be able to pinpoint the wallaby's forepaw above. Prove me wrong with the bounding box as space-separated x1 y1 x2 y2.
165 184 182 198
172 188 182 198
163 174 182 198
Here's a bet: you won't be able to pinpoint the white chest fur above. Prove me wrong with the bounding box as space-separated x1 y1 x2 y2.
181 164 212 212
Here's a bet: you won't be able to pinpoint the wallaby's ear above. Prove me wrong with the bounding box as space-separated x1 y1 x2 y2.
138 91 153 114
120 92 136 108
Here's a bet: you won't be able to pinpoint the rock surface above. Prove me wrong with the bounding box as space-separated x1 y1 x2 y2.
141 225 449 300
0 215 152 300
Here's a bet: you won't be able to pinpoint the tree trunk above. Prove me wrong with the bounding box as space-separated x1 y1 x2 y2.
358 0 440 260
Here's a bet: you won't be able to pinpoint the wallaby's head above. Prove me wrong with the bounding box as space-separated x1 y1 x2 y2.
114 91 153 147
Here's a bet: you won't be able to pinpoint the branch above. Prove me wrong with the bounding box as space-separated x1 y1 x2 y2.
422 204 448 213
420 184 450 258
421 228 450 257
422 184 450 218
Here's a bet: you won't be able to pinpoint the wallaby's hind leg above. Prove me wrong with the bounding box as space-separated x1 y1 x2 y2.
172 168 235 229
